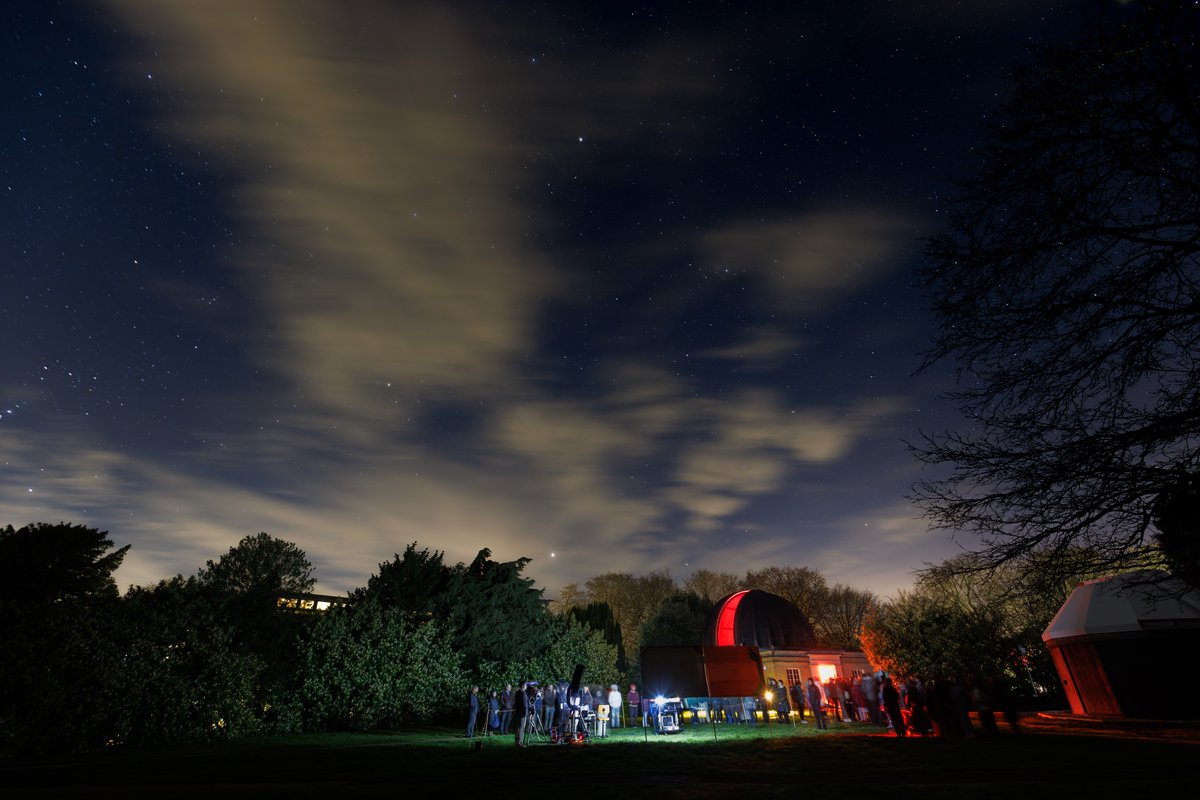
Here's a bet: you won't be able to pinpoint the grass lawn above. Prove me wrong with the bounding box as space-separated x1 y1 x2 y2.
3 716 1194 798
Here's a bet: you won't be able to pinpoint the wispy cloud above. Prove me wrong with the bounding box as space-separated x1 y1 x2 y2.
16 1 948 598
701 210 918 311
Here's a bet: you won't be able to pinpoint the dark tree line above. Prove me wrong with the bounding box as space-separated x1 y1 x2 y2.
0 523 886 754
859 551 1092 701
0 524 617 755
561 565 881 665
866 0 1200 698
0 521 1104 755
914 0 1200 589
863 0 1200 699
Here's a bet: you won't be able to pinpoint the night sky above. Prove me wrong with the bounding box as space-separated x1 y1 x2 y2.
4 1 1081 599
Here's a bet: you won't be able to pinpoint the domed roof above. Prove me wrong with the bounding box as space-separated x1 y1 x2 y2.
702 589 817 650
1042 571 1200 642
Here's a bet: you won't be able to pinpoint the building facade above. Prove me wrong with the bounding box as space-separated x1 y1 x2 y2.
703 589 875 687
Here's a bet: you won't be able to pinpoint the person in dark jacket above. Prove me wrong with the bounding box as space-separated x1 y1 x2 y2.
861 672 882 726
542 681 558 734
499 684 514 734
881 676 907 737
487 690 501 735
514 681 530 747
466 686 480 738
905 678 933 735
790 681 806 722
805 678 827 730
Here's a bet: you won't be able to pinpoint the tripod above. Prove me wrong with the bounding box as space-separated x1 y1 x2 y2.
526 707 545 742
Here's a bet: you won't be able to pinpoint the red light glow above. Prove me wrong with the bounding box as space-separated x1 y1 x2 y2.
715 590 749 647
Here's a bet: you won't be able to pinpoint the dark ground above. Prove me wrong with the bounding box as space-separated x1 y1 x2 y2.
3 713 1195 799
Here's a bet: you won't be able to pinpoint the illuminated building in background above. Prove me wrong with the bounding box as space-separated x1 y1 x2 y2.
703 589 874 689
275 592 349 613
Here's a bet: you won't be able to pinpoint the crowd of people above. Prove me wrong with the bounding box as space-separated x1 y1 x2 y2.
466 672 1017 744
466 681 646 746
762 672 1017 737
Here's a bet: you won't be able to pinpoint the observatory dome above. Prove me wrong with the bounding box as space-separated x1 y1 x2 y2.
702 589 817 650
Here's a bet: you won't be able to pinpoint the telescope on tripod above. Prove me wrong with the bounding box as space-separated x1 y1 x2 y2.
549 664 593 745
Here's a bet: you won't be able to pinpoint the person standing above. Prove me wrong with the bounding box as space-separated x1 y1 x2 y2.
950 678 974 737
466 686 480 738
906 678 932 735
607 684 622 729
881 676 907 737
514 681 529 747
554 680 570 738
837 678 854 722
824 677 842 722
852 676 869 721
790 680 806 723
972 676 998 736
543 680 558 735
500 684 514 734
527 682 540 738
861 672 882 726
806 678 827 730
627 683 641 727
487 690 501 735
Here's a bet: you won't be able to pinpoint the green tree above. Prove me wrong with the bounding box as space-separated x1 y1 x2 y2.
369 547 553 681
914 0 1200 585
350 542 452 612
0 523 130 754
638 592 709 648
520 615 619 692
583 570 676 662
859 590 1013 683
918 552 1105 695
1152 475 1200 589
297 601 465 730
197 531 315 597
195 533 318 732
0 522 129 603
116 577 265 745
350 545 554 686
0 595 124 754
567 602 626 672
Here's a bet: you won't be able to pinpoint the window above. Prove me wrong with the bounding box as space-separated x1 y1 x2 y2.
815 663 838 682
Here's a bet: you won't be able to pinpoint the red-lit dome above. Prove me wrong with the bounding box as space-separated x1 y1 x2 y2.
702 589 817 650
